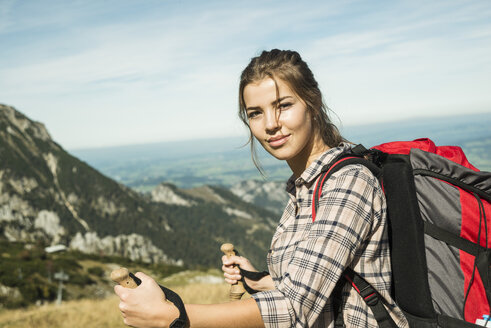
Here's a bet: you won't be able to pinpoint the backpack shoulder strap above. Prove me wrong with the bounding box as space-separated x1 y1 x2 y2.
333 269 399 328
312 147 380 222
313 146 396 327
344 268 399 328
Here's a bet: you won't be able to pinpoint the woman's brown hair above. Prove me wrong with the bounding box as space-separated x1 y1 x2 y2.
238 49 347 173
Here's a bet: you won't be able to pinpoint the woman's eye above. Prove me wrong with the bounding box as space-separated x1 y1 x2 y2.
247 111 260 119
279 102 292 109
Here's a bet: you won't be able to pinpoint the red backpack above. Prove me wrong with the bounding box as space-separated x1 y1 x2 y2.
313 138 491 327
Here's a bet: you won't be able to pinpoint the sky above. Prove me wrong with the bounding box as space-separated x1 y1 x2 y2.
1 0 490 150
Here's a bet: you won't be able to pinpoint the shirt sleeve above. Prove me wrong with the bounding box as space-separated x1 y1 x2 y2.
252 164 385 328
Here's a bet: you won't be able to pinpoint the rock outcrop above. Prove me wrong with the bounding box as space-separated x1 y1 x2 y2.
151 183 195 207
230 180 288 215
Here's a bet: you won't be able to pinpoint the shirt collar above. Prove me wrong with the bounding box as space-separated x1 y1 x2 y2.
286 143 352 194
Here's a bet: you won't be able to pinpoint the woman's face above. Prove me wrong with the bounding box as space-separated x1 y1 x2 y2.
243 77 322 170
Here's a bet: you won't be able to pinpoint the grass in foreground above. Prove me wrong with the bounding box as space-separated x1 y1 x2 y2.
0 282 237 328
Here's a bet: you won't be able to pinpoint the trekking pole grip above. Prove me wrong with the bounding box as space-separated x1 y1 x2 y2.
221 243 246 301
111 267 139 288
111 267 189 327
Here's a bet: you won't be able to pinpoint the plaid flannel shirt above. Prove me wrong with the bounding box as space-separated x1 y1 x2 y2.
252 144 408 328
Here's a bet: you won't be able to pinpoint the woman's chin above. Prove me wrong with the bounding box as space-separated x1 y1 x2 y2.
264 147 293 161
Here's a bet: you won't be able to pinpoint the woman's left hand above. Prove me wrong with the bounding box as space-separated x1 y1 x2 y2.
222 255 275 292
114 272 180 328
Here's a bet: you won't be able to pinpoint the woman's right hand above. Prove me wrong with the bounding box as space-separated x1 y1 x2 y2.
221 255 275 292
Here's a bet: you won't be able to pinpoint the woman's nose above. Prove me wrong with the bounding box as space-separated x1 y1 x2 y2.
264 108 280 132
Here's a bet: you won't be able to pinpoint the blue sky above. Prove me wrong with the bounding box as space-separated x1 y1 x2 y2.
1 0 490 149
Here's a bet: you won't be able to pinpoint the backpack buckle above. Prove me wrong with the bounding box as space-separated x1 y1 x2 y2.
362 291 379 307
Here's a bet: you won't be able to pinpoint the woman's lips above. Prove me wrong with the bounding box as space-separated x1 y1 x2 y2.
268 135 290 147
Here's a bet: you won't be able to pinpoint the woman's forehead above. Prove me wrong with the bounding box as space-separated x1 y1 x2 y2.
243 77 294 106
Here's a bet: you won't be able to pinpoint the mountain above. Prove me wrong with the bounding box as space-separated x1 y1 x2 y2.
0 104 276 269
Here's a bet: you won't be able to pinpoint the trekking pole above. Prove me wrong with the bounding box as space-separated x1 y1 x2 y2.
111 267 189 327
111 267 139 288
221 243 246 301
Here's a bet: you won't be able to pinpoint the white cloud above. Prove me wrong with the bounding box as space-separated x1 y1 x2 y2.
302 0 491 126
1 0 490 148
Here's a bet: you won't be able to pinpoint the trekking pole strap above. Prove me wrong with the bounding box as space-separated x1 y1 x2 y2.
239 268 270 295
233 249 270 295
129 272 188 328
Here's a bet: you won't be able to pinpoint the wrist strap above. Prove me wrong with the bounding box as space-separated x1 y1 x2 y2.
239 268 270 294
129 272 188 327
233 249 270 295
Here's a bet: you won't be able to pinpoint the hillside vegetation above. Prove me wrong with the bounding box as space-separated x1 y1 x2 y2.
0 240 184 309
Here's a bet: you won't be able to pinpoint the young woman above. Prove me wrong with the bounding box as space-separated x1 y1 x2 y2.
114 49 408 328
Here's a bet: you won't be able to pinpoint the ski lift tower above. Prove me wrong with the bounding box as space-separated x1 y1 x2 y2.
54 270 69 305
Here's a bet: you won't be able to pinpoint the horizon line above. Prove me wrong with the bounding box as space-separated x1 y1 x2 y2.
68 110 491 151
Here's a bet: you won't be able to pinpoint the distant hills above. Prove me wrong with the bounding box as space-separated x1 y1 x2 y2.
0 104 276 270
71 111 491 191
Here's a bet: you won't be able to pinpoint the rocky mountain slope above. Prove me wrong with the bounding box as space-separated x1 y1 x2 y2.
0 104 277 268
230 180 288 215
